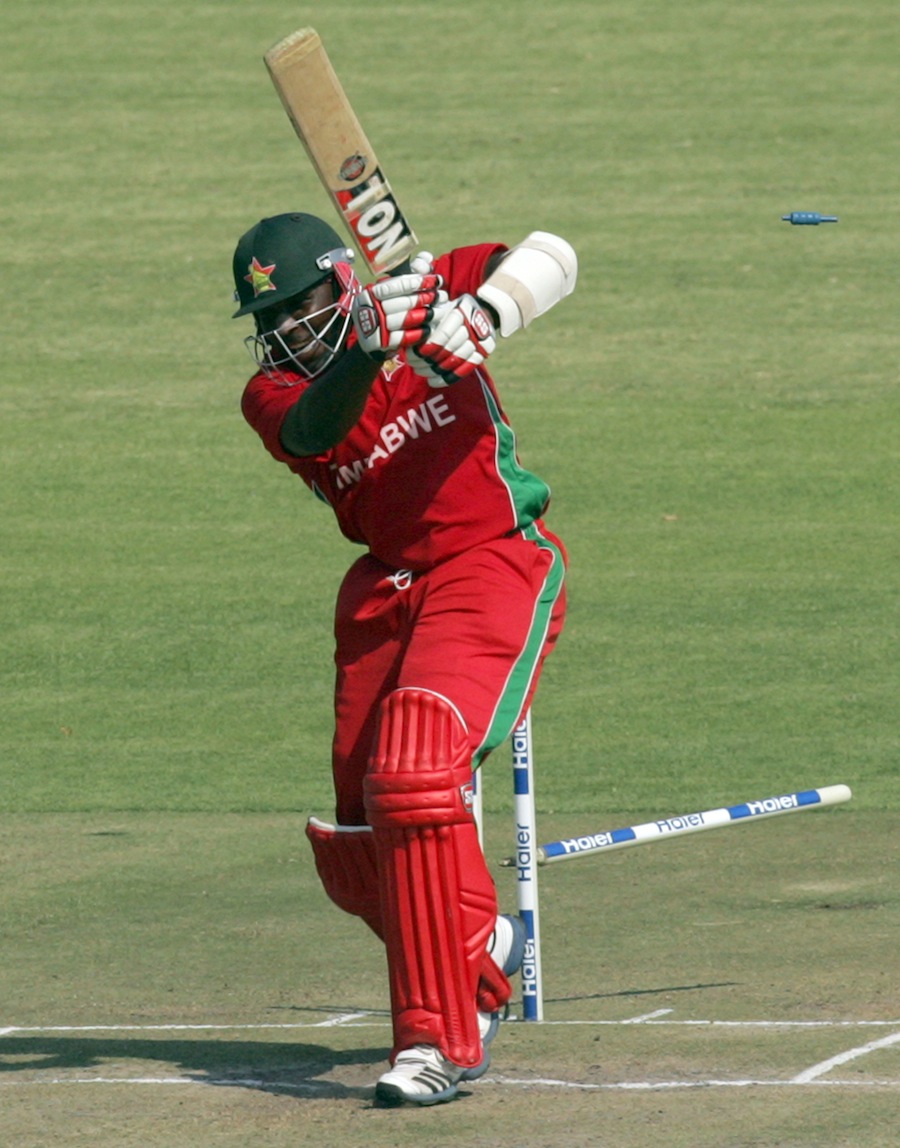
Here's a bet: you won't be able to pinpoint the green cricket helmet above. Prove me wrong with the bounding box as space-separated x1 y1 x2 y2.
231 212 354 318
233 212 361 380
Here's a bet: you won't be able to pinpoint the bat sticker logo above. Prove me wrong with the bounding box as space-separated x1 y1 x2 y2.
335 167 416 275
339 154 368 181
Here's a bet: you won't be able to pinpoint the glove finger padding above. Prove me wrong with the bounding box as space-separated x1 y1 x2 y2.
409 250 436 277
352 271 445 361
405 345 446 385
413 294 497 386
405 298 454 384
369 271 443 301
378 293 437 333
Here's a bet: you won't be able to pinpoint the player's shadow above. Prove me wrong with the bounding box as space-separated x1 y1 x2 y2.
546 981 740 1005
0 1034 385 1101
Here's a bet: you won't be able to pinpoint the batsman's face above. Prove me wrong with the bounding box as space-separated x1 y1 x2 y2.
262 281 340 363
251 279 351 379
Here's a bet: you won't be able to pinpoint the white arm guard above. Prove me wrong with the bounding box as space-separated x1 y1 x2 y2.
476 231 577 337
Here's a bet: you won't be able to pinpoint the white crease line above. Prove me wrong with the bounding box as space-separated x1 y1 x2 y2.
0 1075 897 1092
792 1030 900 1084
533 1019 900 1028
311 1013 372 1028
0 1022 389 1034
486 1075 900 1092
0 1077 200 1087
621 1009 674 1024
3 1018 899 1036
0 1077 358 1094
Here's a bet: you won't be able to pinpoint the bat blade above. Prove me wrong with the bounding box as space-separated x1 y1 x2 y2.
264 28 417 277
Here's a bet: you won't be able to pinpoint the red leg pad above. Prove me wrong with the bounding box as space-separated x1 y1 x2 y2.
306 814 512 1013
305 817 383 939
364 688 497 1068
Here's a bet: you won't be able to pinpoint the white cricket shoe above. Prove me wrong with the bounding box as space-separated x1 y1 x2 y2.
374 1044 465 1107
376 917 528 1102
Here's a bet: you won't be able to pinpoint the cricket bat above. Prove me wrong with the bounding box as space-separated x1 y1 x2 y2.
264 28 418 277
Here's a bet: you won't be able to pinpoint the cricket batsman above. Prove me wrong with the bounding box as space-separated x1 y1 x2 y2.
233 212 577 1105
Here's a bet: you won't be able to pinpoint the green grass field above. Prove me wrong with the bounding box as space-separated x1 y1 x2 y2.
2 1 897 1144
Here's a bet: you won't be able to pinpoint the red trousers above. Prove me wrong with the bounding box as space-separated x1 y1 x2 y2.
330 526 567 824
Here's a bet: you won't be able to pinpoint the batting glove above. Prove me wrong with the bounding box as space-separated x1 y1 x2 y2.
408 294 497 387
351 271 444 362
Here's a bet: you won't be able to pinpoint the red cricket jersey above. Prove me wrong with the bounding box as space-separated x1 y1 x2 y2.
241 243 552 571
